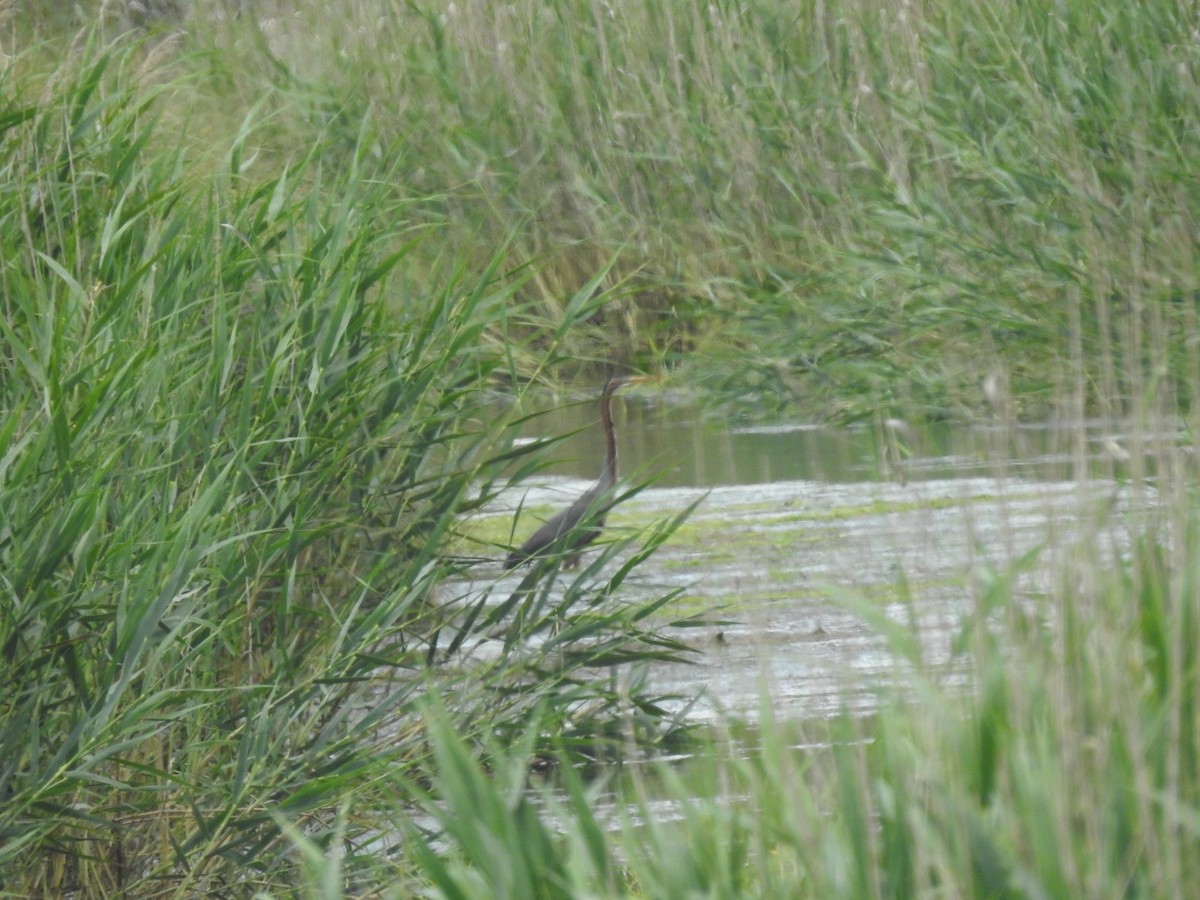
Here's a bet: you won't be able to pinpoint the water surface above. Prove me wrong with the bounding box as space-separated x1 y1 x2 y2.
505 389 1144 487
472 393 1162 722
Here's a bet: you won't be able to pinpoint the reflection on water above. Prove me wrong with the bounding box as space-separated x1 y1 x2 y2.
502 389 1152 488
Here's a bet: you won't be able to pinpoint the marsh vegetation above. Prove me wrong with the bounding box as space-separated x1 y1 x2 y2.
3 0 1199 895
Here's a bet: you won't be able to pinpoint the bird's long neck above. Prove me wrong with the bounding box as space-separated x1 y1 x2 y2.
599 386 618 488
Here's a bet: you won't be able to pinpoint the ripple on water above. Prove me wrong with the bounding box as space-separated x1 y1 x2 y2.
461 469 1150 723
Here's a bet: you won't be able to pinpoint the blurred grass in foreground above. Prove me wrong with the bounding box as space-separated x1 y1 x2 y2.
348 510 1199 899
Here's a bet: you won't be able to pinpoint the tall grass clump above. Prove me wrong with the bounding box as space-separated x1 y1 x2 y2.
15 0 1195 419
0 32 692 896
102 0 1198 420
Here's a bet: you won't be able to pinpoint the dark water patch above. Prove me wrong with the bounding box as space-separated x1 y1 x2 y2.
499 391 1181 488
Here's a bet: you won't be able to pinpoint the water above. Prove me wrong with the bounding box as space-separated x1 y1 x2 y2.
504 388 1144 487
469 391 1164 723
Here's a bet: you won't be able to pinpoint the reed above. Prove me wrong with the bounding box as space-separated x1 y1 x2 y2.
368 505 1200 898
58 0 1191 421
0 30 692 895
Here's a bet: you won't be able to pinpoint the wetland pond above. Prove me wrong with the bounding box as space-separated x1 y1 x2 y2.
459 390 1159 724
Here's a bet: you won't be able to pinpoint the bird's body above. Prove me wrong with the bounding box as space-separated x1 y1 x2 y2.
504 375 649 570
